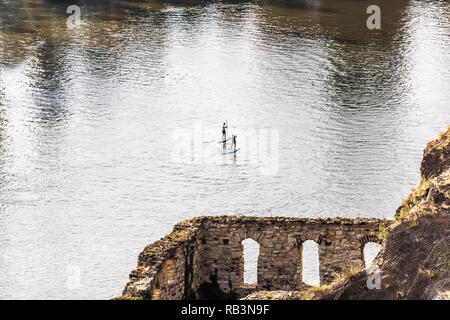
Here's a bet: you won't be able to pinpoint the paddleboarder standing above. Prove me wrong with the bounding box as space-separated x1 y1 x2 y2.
232 134 237 150
222 122 228 140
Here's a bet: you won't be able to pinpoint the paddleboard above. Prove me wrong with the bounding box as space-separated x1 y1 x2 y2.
219 138 231 143
229 148 240 153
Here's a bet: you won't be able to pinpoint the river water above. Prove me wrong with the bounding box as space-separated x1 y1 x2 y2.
0 0 449 299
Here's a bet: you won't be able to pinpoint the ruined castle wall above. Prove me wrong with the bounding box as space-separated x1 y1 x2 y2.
121 216 387 300
121 219 208 300
197 217 384 293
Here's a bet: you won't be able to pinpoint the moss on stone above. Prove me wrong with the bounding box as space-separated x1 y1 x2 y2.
377 223 388 241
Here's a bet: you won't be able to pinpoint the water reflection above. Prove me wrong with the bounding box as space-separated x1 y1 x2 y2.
26 41 69 124
0 0 448 299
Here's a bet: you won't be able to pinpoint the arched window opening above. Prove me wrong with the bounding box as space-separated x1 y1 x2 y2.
239 238 259 285
363 242 382 268
301 240 320 286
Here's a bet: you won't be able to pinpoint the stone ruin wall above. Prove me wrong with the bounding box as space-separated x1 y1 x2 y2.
122 216 389 300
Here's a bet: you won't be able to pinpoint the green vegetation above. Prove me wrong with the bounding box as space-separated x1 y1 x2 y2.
377 223 389 242
300 264 363 300
395 178 433 220
142 228 195 257
394 169 449 224
300 284 332 300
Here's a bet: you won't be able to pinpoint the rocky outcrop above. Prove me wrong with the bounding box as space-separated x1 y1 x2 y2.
120 219 204 300
420 129 450 180
310 126 450 300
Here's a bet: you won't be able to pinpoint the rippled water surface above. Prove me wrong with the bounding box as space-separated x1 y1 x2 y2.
0 0 449 299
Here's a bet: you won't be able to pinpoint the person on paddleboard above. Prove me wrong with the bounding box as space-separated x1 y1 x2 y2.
232 134 237 150
222 122 228 140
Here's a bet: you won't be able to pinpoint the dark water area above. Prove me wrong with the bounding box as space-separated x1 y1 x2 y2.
0 0 449 298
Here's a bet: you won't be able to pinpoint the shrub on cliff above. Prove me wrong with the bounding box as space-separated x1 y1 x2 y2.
317 126 450 300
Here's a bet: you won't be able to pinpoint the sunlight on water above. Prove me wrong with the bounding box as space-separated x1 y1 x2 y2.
0 0 449 299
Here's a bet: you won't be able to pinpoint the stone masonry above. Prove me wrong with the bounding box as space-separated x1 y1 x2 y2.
121 216 389 300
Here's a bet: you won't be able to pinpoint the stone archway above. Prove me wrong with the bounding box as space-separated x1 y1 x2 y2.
300 240 320 286
359 235 382 268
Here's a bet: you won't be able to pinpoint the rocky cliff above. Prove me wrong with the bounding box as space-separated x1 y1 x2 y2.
254 126 449 300
318 126 450 300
